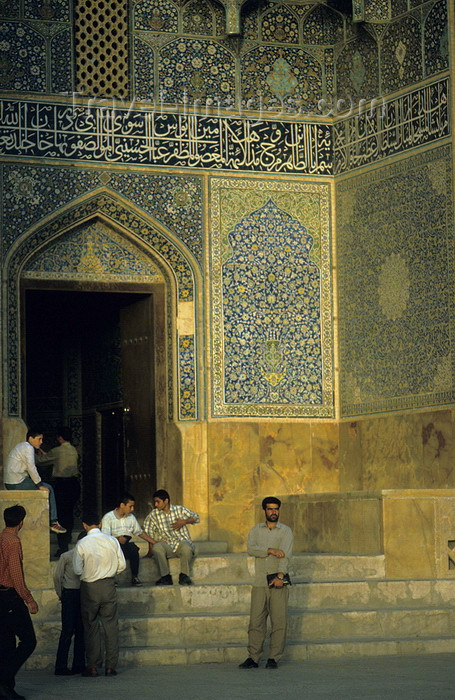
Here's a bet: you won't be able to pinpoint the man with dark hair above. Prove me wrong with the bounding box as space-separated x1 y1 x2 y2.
239 496 293 670
0 504 38 700
101 493 156 586
36 426 79 556
53 530 86 676
143 489 200 586
73 512 126 677
4 430 66 535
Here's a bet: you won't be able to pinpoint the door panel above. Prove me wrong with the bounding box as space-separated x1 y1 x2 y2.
120 296 156 517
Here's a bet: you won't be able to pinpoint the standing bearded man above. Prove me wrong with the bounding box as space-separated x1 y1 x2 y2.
239 496 293 670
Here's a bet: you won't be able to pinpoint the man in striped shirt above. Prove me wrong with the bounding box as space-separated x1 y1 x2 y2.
143 489 200 586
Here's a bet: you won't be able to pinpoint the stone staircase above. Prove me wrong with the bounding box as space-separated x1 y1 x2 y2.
26 543 455 670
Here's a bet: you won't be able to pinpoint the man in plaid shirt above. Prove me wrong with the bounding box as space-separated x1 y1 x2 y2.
143 489 199 585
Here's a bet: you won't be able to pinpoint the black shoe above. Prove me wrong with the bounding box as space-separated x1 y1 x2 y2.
54 668 72 675
105 668 117 676
155 574 173 586
131 577 142 586
178 573 192 585
265 658 278 669
239 657 258 669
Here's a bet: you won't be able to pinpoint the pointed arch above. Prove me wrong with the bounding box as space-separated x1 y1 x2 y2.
3 190 202 422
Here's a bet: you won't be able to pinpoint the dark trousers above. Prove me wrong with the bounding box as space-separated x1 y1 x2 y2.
80 578 119 670
0 587 36 689
53 477 80 551
55 588 85 673
120 540 140 578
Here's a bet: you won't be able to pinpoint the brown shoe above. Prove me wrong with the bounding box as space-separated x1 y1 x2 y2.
105 668 117 676
81 667 98 677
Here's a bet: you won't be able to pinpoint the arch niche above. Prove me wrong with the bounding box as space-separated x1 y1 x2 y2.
2 191 204 519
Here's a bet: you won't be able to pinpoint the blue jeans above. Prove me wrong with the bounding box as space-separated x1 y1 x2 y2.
5 477 58 522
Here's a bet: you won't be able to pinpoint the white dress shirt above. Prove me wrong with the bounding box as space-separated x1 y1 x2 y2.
73 528 126 583
4 441 42 485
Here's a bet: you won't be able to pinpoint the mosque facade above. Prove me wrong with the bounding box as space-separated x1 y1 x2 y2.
0 0 454 550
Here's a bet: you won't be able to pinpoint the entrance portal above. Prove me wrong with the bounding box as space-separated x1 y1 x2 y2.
24 288 157 518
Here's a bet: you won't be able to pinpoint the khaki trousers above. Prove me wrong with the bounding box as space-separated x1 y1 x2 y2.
247 585 289 662
152 541 194 576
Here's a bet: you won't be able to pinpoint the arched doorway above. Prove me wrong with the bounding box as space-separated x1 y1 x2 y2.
3 193 202 519
24 285 162 519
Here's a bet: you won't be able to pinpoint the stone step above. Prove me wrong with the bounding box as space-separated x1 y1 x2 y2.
49 551 385 588
33 576 455 620
32 605 455 651
27 633 455 670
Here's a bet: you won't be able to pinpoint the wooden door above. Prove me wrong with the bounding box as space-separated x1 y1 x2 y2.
120 296 156 518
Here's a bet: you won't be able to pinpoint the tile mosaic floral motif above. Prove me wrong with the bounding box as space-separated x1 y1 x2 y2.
0 0 20 17
23 0 71 21
0 22 46 91
380 16 423 94
301 4 344 45
424 1 449 78
337 146 454 417
260 5 299 43
132 37 155 100
133 0 178 32
2 166 203 267
159 38 235 101
364 0 390 22
210 178 333 418
222 199 322 404
179 335 196 420
23 222 163 282
106 173 203 266
183 0 221 36
50 29 72 92
240 44 321 110
335 28 379 101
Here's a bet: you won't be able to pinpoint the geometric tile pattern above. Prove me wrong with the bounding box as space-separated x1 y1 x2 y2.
337 145 454 417
210 177 333 418
0 0 450 111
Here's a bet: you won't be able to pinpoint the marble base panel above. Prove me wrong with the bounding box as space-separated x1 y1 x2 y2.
278 490 455 579
0 490 51 588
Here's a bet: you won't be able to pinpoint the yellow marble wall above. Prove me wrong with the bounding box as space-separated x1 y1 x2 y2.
207 421 340 551
0 490 51 588
339 410 455 491
205 410 455 555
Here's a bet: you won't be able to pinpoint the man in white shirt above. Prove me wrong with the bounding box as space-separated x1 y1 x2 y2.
101 493 156 587
4 429 66 535
73 512 126 677
36 426 79 556
143 489 200 586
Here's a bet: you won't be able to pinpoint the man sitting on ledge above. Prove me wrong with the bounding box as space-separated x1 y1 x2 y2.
143 489 199 586
4 429 66 535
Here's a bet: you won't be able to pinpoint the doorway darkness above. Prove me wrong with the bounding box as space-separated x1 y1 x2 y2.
24 288 156 516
